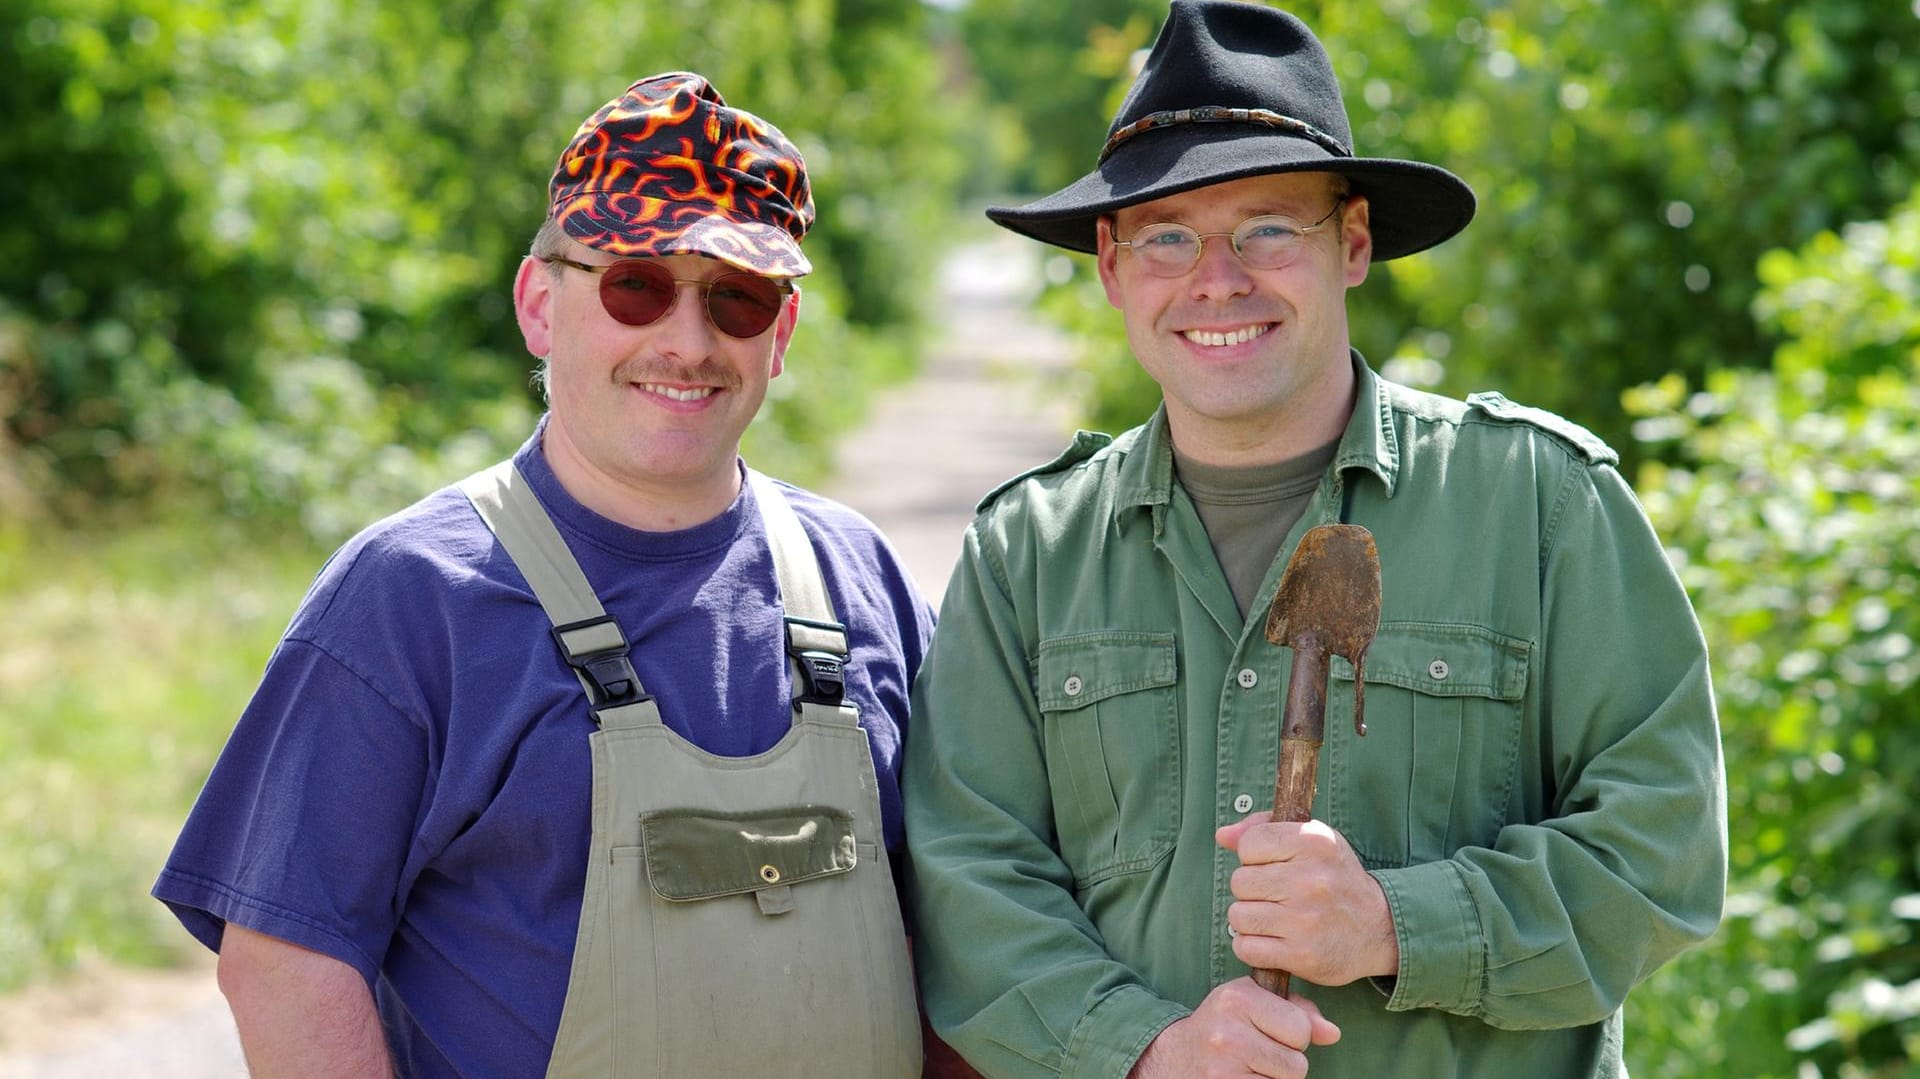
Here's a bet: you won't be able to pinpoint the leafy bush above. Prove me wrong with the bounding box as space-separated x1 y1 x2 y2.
1622 188 1920 1077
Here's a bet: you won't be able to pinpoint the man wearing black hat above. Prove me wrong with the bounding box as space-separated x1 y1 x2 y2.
155 74 931 1077
903 3 1726 1077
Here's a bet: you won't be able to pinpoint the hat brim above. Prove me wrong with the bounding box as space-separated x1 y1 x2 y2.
987 125 1475 262
560 200 812 278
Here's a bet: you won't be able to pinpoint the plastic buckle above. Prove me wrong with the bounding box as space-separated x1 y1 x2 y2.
785 616 849 707
791 650 847 706
550 616 649 708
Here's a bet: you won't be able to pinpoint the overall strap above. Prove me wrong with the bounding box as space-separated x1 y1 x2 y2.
458 461 659 729
749 472 855 720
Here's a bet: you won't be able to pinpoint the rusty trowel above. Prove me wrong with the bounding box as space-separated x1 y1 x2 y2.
1251 523 1382 997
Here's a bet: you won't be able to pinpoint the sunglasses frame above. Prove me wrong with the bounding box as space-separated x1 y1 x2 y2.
542 256 794 339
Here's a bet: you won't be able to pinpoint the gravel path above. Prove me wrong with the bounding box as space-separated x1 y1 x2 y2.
0 234 1077 1077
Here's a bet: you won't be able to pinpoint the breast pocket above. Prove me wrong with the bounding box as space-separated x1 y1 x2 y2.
1034 631 1180 888
1325 621 1530 868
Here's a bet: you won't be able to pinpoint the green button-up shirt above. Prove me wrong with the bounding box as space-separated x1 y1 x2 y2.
904 358 1726 1078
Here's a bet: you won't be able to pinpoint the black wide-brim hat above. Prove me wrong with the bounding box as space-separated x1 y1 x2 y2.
988 0 1476 262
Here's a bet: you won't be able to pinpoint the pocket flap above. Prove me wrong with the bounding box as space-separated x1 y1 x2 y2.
1332 621 1530 700
1035 632 1177 711
640 806 857 901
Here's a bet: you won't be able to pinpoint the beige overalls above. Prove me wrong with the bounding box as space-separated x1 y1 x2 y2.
460 463 921 1078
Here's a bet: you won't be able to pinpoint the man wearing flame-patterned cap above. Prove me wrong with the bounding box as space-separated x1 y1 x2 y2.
157 73 932 1077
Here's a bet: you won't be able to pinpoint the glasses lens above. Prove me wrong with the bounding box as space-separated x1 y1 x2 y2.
587 261 784 337
1234 216 1310 270
597 261 677 326
705 274 785 338
1130 224 1201 276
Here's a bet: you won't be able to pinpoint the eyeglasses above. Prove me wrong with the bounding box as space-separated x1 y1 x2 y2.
1113 199 1346 278
542 256 793 339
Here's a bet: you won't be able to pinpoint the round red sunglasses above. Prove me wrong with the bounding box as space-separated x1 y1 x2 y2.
543 256 793 339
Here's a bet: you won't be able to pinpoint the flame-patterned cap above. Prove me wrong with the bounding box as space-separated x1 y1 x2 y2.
548 73 813 278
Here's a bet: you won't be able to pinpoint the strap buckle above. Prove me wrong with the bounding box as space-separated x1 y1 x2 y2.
785 616 849 707
550 615 650 709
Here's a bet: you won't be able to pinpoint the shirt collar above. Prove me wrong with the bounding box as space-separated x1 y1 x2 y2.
1338 351 1400 498
1113 350 1401 516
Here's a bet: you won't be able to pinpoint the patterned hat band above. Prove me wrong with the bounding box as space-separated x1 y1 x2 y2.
1098 106 1352 165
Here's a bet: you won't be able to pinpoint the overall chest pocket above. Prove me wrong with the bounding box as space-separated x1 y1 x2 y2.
1324 621 1530 868
1035 632 1180 888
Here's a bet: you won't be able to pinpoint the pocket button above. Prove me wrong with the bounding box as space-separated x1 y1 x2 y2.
1428 658 1451 681
1063 675 1084 697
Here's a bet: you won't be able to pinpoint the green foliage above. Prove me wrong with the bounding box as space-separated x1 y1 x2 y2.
1622 188 1920 1077
965 1 1920 463
1 0 965 541
954 0 1160 197
0 520 325 991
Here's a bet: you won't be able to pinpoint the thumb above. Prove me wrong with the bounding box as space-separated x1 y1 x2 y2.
1215 810 1274 851
1292 993 1342 1046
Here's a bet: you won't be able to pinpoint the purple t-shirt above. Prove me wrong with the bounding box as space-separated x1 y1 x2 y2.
153 426 936 1077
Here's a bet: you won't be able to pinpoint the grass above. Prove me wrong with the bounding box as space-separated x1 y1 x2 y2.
0 518 325 993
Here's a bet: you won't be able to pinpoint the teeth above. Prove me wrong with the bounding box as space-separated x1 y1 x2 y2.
1181 324 1270 347
640 383 715 402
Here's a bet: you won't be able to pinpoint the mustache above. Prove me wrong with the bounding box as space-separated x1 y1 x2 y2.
611 356 744 391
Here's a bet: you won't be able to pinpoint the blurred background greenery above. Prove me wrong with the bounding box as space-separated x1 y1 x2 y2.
1 0 1915 1074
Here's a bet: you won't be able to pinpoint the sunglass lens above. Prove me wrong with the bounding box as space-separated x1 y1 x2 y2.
706 275 784 338
597 261 676 326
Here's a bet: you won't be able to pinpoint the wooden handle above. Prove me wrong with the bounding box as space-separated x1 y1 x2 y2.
1253 735 1321 995
1253 966 1292 996
1270 734 1322 823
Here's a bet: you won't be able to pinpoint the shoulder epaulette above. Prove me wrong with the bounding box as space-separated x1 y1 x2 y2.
1464 391 1619 466
976 430 1114 512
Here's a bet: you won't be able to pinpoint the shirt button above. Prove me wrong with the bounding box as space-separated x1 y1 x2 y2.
1063 675 1084 697
1236 668 1258 689
1428 659 1451 681
1233 793 1254 813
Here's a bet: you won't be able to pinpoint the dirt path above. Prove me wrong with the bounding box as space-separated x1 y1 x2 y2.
0 233 1077 1077
822 232 1078 602
0 952 243 1078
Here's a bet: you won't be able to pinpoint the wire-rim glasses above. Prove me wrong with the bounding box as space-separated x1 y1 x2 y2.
1114 198 1346 278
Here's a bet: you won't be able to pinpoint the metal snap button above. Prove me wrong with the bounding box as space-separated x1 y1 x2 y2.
1233 793 1254 813
1236 668 1258 689
759 864 781 884
1428 659 1451 681
1063 675 1084 697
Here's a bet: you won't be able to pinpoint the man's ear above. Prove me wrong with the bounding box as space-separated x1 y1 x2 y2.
1095 216 1125 309
514 257 555 358
1341 195 1373 288
767 287 802 379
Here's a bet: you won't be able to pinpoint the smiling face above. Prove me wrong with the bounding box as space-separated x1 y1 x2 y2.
1096 171 1372 466
514 244 800 530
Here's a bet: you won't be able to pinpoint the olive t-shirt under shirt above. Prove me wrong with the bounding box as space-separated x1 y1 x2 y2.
1172 437 1341 620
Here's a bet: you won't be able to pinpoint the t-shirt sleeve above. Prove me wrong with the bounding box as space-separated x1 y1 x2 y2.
153 636 431 986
